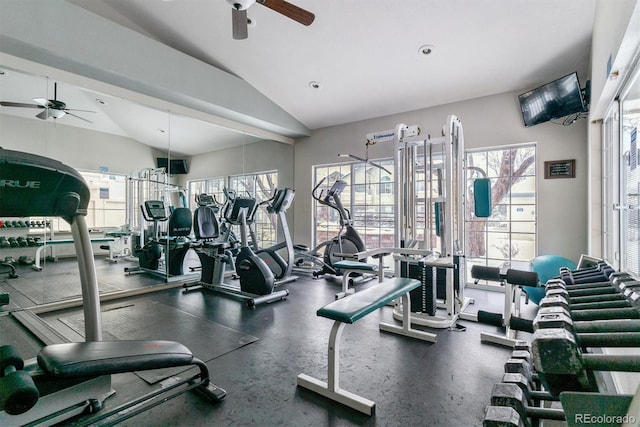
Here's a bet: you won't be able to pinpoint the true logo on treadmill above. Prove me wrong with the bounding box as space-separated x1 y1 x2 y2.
0 179 41 189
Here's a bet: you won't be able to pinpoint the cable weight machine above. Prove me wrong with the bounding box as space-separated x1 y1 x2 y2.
367 115 476 329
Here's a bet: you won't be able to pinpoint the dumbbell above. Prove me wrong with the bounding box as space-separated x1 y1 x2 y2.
7 237 19 248
559 261 610 277
17 256 34 266
484 383 565 427
534 307 640 347
531 327 640 396
548 274 639 296
558 265 616 286
501 372 558 407
542 283 639 311
0 345 39 415
539 293 640 321
0 237 9 248
539 282 640 319
504 357 543 393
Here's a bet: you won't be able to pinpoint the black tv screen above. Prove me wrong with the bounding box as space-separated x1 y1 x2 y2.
157 158 189 174
518 72 586 127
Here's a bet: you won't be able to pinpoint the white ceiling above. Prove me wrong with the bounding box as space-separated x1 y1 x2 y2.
0 67 263 156
0 0 596 156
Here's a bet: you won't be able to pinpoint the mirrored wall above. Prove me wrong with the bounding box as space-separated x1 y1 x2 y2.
0 65 276 310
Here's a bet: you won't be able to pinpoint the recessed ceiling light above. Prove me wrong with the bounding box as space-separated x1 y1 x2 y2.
0 70 6 75
418 45 435 56
158 128 166 133
95 98 107 105
308 81 321 89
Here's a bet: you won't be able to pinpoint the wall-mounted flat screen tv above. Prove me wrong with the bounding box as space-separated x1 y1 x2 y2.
157 158 189 174
518 72 586 127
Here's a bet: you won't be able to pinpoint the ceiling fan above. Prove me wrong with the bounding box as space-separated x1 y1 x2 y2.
226 0 315 40
0 82 95 123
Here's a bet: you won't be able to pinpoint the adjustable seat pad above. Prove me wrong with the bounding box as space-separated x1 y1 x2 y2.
317 277 420 324
37 340 193 377
332 260 377 271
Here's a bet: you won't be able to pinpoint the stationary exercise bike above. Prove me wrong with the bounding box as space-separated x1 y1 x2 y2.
186 194 289 308
124 200 193 278
295 178 366 277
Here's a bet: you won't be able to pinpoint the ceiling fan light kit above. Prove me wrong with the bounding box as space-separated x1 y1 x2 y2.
0 82 95 123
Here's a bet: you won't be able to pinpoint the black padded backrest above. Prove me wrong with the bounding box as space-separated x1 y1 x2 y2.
168 207 192 237
225 197 257 225
194 205 220 240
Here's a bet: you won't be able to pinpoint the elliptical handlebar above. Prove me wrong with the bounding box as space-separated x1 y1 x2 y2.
312 178 351 223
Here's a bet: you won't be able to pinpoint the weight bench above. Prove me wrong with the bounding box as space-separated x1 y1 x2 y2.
296 277 436 416
2 340 226 425
332 260 383 299
32 238 114 270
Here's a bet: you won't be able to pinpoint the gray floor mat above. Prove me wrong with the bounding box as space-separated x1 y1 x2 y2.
58 299 259 383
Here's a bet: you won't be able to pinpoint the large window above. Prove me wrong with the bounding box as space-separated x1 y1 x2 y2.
465 145 537 275
188 177 226 209
312 159 394 252
187 171 279 249
619 66 640 276
51 171 127 232
229 171 279 248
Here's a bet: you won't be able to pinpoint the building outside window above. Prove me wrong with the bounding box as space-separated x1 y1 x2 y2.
465 145 537 285
312 159 394 261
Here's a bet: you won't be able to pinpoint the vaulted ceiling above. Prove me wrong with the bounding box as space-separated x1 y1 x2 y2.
0 0 596 156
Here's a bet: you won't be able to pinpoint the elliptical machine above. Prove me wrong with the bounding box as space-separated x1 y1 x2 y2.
295 178 366 277
247 188 298 285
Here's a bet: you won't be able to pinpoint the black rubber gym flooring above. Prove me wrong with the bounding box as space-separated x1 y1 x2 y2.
0 253 535 426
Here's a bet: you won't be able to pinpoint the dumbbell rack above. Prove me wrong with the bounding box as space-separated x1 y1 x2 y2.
483 260 640 426
0 219 53 265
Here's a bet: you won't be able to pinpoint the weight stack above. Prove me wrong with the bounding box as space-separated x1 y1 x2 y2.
402 255 464 316
403 261 438 315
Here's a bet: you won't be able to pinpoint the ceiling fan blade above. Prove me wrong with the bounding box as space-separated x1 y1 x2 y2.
33 98 51 108
66 108 97 113
65 112 93 124
232 7 248 40
0 101 43 109
257 0 315 26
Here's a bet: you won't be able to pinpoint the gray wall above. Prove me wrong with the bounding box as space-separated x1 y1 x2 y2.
0 114 160 174
187 139 294 190
294 89 588 262
1 91 588 263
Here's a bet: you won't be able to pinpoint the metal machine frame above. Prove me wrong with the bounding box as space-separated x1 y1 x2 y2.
366 115 475 329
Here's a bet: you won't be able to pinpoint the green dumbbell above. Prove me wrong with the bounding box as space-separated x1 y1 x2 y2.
484 383 565 427
0 345 39 415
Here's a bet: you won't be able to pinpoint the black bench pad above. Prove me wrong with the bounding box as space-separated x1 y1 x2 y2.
37 340 193 377
317 277 421 324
